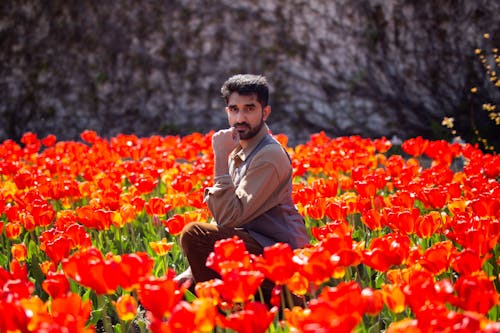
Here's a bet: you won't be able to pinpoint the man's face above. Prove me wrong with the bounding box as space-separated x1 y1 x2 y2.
226 92 270 140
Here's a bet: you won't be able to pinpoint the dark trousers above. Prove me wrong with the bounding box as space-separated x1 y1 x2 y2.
179 222 304 309
179 222 274 304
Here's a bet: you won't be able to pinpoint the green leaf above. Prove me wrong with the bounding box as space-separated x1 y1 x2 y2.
184 289 197 302
0 252 8 268
89 308 103 326
375 272 386 289
82 287 93 302
113 323 124 333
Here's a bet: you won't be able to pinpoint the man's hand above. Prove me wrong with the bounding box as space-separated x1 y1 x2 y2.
212 128 239 177
212 127 239 158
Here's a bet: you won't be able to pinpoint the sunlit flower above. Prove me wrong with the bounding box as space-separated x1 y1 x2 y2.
11 243 27 262
114 294 138 321
441 116 454 128
149 238 174 256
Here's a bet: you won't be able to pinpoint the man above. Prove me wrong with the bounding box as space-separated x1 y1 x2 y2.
177 74 309 304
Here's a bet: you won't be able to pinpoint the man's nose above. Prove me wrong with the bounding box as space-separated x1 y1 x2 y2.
236 110 246 122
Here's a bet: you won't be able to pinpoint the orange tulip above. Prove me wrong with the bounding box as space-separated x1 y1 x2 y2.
387 318 420 333
11 243 27 262
305 197 327 220
5 222 22 239
381 283 406 313
114 294 138 321
149 238 174 256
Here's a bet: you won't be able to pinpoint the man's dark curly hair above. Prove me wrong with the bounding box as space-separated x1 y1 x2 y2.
220 74 269 107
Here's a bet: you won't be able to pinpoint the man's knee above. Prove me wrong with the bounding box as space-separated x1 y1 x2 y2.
179 222 201 251
179 221 216 252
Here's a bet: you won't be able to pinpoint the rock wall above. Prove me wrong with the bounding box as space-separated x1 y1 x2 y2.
1 0 499 147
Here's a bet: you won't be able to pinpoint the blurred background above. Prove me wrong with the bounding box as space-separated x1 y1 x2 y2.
1 1 499 150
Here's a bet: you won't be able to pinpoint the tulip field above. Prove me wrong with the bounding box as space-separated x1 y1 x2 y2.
0 130 499 332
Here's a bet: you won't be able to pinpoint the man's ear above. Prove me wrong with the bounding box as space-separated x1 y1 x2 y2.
263 105 271 121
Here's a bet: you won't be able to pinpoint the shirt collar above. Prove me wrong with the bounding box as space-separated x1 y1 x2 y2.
231 124 270 162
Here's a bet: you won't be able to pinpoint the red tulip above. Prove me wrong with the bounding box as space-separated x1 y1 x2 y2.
206 236 253 276
255 242 296 285
145 197 172 216
62 247 153 294
453 272 498 314
163 214 188 235
415 211 443 238
217 301 277 333
374 136 392 153
49 293 93 332
41 134 57 147
361 208 383 230
215 270 265 303
451 248 487 275
363 233 411 272
417 241 455 275
137 271 186 319
402 136 429 157
42 271 70 299
1 260 34 300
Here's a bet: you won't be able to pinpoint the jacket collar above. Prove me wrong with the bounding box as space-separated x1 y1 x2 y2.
231 124 269 162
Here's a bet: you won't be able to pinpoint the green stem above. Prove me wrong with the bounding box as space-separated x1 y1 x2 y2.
128 222 137 247
97 294 113 333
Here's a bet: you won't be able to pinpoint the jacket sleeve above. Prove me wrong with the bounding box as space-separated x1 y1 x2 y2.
204 146 289 228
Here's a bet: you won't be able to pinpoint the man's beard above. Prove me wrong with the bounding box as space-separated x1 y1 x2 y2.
234 119 264 140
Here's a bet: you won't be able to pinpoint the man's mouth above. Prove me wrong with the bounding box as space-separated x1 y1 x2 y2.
234 124 250 132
